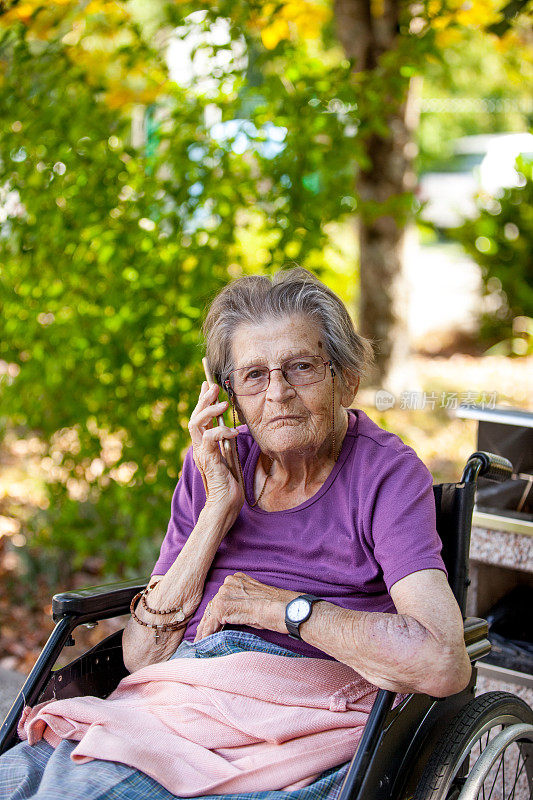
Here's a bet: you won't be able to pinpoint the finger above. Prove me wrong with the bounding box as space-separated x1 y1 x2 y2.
194 398 218 427
193 400 229 429
196 381 209 405
194 615 205 642
201 426 239 449
204 423 239 439
199 381 212 403
203 382 219 400
190 422 238 458
192 384 219 416
197 597 221 639
189 397 226 445
205 383 219 399
194 614 222 641
194 602 211 640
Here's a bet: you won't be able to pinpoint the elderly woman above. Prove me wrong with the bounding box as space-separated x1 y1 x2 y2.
1 268 471 800
122 267 469 688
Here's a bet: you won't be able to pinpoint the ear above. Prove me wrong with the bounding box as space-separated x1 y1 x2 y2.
339 371 360 407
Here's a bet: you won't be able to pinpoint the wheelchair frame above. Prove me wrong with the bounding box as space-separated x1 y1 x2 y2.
1 450 532 800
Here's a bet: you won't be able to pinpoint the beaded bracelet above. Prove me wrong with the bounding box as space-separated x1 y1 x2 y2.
139 579 187 616
140 592 186 616
130 590 195 643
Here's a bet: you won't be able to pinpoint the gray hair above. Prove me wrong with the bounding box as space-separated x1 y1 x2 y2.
203 267 375 389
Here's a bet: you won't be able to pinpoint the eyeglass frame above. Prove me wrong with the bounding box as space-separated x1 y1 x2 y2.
222 355 335 397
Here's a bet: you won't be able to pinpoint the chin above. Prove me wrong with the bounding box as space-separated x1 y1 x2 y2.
263 432 314 453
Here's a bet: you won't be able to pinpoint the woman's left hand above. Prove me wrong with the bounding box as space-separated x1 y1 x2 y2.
194 573 297 641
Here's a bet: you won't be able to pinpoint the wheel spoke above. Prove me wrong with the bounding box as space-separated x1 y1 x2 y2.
480 734 487 800
413 693 533 800
515 744 531 800
486 752 504 800
502 746 505 799
508 751 526 800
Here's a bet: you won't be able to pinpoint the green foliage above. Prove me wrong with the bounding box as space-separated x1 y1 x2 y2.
2 0 530 590
446 156 533 354
0 5 367 585
417 30 532 174
0 27 238 580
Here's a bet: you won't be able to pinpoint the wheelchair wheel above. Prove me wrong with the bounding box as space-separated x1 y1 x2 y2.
414 691 533 800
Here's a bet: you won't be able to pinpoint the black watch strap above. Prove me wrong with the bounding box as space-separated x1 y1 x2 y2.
285 594 322 641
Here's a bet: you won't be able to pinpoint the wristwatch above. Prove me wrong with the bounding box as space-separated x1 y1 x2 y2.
285 594 322 641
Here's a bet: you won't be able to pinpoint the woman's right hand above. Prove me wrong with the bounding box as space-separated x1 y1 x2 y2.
188 382 244 517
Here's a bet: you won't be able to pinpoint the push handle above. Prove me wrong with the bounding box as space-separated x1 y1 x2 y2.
462 451 513 484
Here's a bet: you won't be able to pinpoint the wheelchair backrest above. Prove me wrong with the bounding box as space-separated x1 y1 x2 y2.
432 482 476 617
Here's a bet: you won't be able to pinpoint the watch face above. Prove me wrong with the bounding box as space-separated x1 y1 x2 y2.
287 598 310 623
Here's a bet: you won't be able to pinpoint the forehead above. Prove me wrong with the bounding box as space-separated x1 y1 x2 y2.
231 315 324 367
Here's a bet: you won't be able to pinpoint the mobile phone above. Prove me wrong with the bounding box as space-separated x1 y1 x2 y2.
202 357 240 483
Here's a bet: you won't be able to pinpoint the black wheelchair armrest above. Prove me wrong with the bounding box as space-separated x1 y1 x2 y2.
52 577 149 622
464 616 491 662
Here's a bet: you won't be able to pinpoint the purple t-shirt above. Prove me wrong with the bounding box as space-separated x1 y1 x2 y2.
152 409 446 659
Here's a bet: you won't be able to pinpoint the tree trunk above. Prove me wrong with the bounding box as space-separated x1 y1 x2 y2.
334 0 419 388
357 112 416 389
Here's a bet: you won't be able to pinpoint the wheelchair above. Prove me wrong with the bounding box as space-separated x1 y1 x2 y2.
1 450 532 799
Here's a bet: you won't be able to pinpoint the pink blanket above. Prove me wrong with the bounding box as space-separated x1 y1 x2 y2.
18 651 378 796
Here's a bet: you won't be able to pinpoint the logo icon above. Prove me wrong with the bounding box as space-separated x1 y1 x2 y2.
375 390 395 411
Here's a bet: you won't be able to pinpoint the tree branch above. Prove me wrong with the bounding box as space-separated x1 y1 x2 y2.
0 0 20 15
333 0 375 70
488 0 532 36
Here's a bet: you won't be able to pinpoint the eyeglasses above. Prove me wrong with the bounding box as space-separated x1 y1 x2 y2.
223 356 334 397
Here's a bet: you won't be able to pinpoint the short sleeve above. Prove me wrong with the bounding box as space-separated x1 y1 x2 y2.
369 452 447 592
151 447 197 576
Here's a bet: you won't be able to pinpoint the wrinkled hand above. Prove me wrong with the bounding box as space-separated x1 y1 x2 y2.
194 572 298 641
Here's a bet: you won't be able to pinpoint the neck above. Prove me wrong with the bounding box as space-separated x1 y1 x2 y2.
261 409 350 491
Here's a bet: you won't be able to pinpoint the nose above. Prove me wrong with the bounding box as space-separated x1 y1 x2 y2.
264 367 295 402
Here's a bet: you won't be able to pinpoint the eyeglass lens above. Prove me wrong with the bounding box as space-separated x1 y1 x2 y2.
229 356 327 396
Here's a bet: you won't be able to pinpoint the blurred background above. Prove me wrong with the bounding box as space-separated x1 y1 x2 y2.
0 0 531 676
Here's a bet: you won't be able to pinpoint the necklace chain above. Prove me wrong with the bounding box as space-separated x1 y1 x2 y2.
331 372 336 461
232 402 273 506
